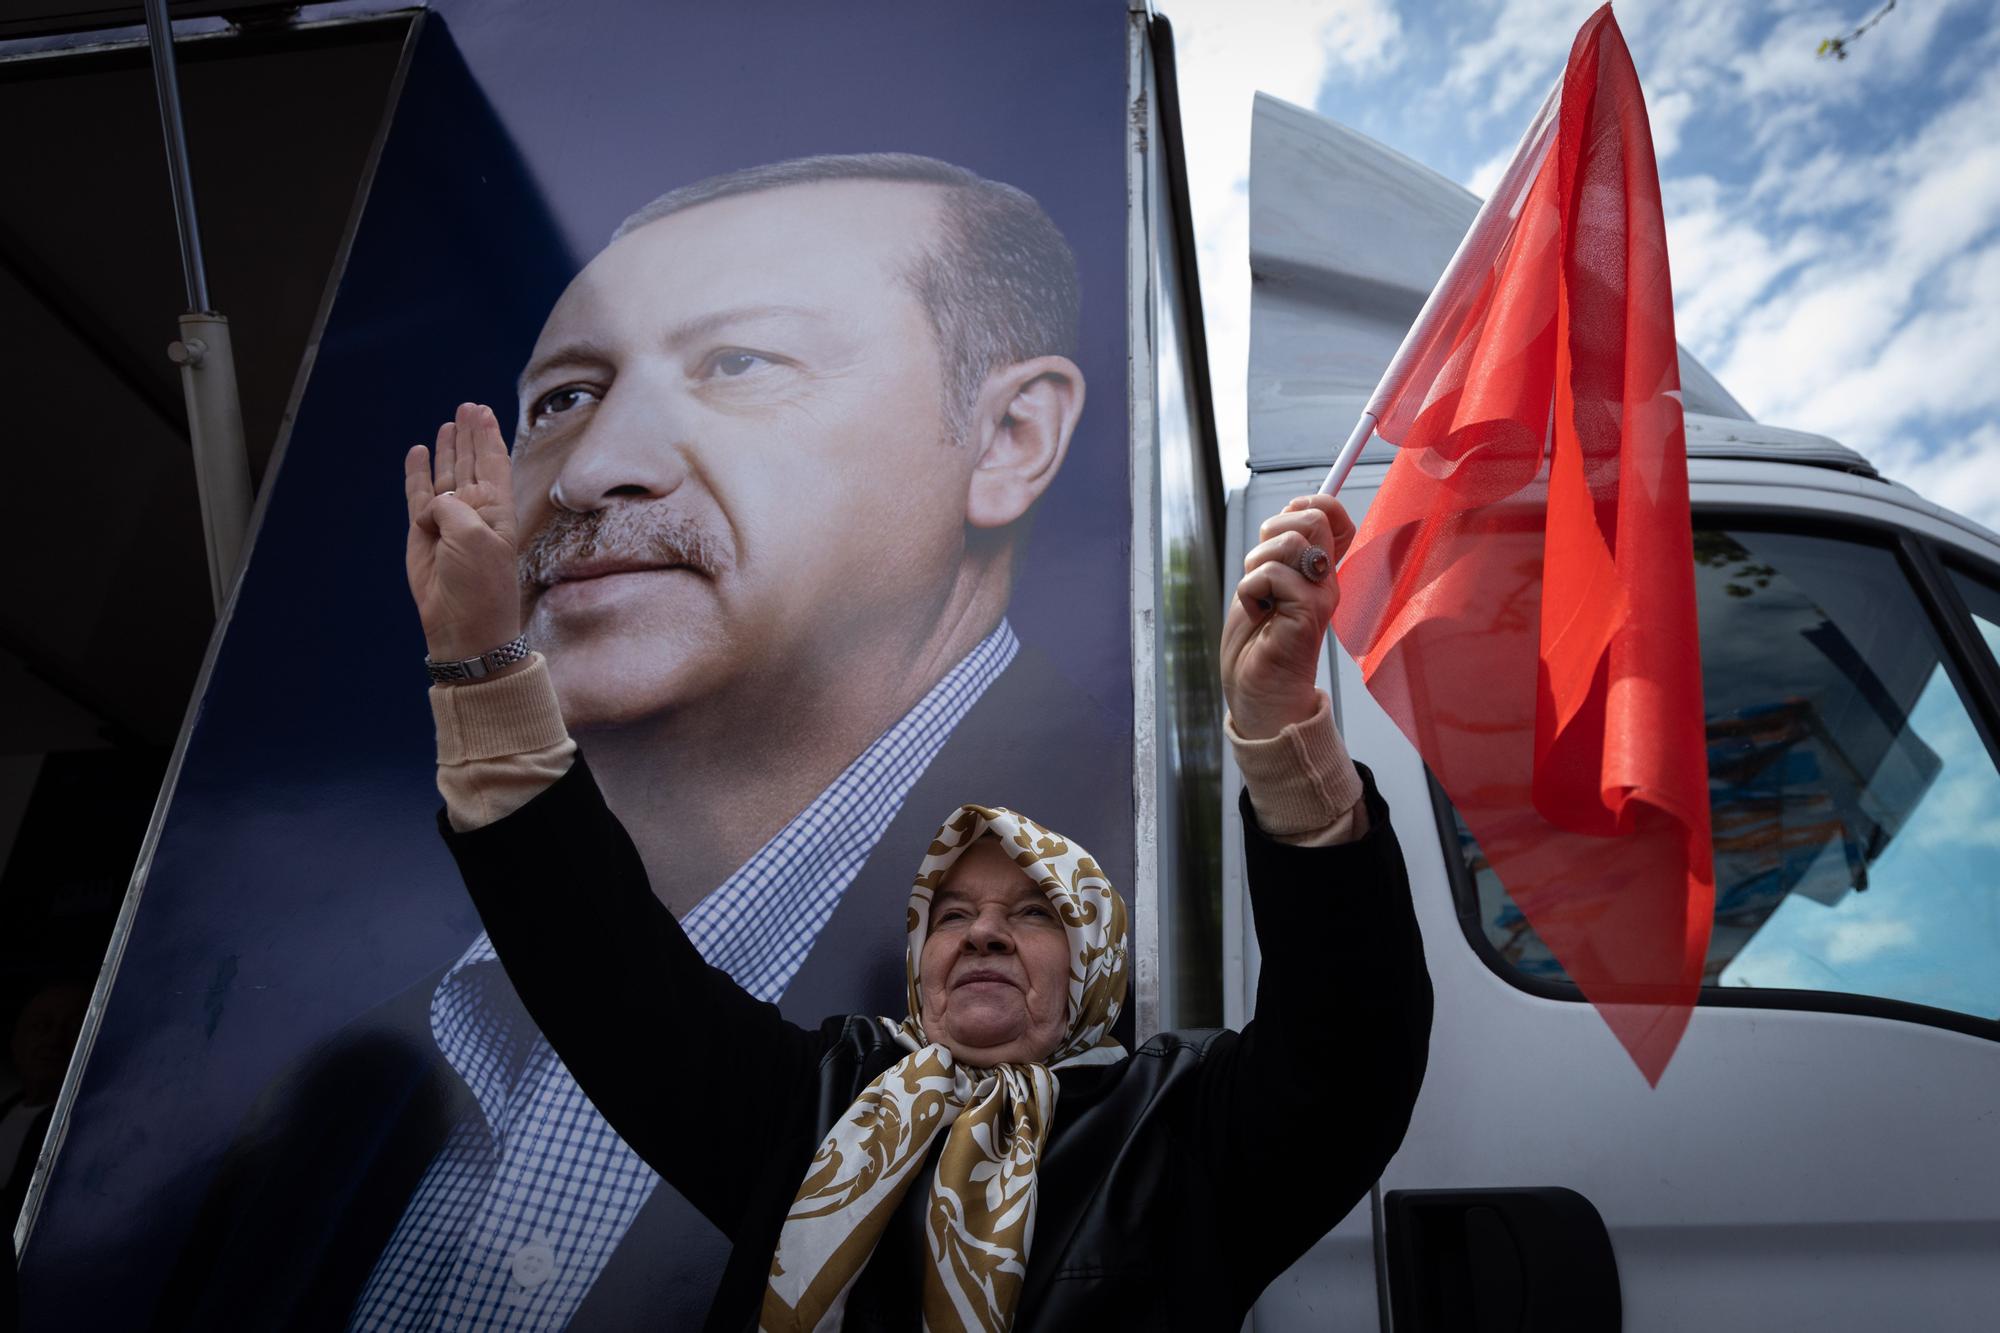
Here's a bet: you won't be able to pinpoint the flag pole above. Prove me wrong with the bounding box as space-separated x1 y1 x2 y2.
1319 75 1564 498
1318 412 1380 499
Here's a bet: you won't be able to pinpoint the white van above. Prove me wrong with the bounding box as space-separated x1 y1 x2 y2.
1227 92 2000 1332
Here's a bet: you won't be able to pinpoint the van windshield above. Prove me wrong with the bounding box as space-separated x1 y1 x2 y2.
1460 526 2000 1023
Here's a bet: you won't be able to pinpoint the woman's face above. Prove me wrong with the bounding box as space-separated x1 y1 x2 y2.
917 837 1072 1066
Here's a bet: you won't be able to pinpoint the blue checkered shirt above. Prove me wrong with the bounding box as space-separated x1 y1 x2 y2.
348 621 1018 1331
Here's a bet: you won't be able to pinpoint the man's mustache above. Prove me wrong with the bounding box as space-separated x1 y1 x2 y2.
518 506 726 586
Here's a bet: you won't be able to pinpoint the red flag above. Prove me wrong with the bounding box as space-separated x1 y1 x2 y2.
1333 5 1713 1084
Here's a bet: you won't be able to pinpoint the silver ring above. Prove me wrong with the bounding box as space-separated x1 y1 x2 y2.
439 489 456 498
1296 544 1330 583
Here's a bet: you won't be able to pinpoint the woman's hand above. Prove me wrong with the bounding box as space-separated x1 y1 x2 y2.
403 402 523 667
1220 495 1356 740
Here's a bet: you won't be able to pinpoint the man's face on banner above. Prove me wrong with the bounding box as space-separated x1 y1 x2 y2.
512 181 979 730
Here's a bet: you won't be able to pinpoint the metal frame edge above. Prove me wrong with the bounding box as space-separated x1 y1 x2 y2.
1126 7 1164 1038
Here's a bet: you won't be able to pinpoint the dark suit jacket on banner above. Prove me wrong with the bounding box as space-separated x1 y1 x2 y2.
157 648 1129 1330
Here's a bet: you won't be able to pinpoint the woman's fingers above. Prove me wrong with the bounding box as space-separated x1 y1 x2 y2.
1255 510 1330 559
1228 499 1351 738
1247 555 1324 613
1238 547 1310 601
409 403 509 557
457 401 492 489
1324 502 1357 563
1235 564 1280 620
459 401 485 486
1238 533 1341 626
433 415 460 494
1242 527 1314 575
430 490 488 540
470 404 510 499
404 445 436 530
1243 529 1343 614
1258 506 1327 542
1233 556 1335 632
1267 495 1358 563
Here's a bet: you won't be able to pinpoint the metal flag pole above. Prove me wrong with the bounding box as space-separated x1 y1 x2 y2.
1318 74 1564 499
145 0 254 614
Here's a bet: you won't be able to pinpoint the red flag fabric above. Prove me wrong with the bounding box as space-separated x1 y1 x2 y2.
1333 5 1713 1084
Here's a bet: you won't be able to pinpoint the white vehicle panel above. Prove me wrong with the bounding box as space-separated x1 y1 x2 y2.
1235 461 2000 1331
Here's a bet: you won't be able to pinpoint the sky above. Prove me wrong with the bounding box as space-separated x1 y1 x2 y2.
1165 0 2000 528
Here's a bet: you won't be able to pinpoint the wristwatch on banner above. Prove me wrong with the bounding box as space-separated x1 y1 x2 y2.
425 634 530 685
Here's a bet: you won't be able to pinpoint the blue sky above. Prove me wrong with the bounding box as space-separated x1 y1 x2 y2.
1169 0 2000 527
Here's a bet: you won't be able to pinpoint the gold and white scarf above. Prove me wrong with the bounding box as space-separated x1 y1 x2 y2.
760 804 1128 1332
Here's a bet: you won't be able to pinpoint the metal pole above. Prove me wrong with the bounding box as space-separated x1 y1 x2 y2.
145 0 253 611
144 0 210 313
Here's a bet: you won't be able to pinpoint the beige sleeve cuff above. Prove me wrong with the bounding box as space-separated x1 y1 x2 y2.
431 653 578 832
1226 690 1369 846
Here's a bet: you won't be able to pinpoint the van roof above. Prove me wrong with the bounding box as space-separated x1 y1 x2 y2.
1245 93 1876 481
1683 414 1874 476
1324 415 1876 479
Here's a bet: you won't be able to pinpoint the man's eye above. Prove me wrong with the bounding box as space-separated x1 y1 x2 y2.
706 350 770 379
531 385 598 421
1022 904 1054 920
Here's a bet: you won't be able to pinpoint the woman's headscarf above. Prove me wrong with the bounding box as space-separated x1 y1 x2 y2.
761 803 1128 1332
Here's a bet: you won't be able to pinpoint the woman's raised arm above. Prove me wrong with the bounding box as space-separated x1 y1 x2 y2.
404 404 830 1238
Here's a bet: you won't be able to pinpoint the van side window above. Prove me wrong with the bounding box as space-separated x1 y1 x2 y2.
1456 526 2000 1026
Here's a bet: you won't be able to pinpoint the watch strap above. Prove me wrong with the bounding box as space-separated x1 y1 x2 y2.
425 634 531 685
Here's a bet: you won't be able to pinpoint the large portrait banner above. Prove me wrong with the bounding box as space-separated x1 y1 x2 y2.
17 2 1134 1328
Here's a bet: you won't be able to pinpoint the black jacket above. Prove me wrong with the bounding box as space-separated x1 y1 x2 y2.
158 648 1137 1331
451 756 1431 1331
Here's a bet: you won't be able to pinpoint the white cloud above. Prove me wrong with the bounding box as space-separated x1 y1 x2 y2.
1880 72 2000 269
1647 87 1695 163
1443 0 1745 134
1717 258 1915 426
1317 0 1404 68
1787 243 2000 444
1905 763 2000 852
1646 36 2000 477
1464 142 1514 198
1168 0 1405 484
1873 423 2000 534
1170 0 1398 205
1444 0 1590 120
1710 59 2000 450
1823 917 1917 966
1750 147 1889 219
1663 175 1826 365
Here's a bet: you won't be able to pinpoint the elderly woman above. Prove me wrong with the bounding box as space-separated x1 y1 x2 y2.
402 409 1430 1330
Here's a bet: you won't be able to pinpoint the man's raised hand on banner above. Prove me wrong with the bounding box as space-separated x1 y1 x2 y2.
402 402 525 676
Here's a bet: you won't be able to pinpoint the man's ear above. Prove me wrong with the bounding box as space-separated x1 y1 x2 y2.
965 355 1085 530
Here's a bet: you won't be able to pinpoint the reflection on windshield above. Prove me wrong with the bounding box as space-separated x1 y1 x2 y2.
1707 691 1940 972
1953 563 2000 665
1464 528 2000 1021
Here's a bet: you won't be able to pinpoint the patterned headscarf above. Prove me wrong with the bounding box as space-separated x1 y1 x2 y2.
761 804 1129 1332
